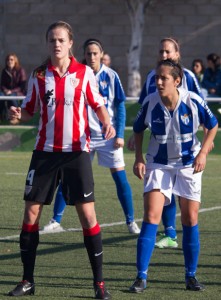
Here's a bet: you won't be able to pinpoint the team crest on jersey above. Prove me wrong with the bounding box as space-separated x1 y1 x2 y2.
100 81 107 89
70 78 80 88
181 114 190 125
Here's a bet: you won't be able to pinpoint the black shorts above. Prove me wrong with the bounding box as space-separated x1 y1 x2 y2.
24 150 94 205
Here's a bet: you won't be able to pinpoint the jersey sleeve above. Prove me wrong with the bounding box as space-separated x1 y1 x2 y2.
184 70 204 99
114 73 126 103
133 99 149 133
138 82 148 105
115 100 126 138
190 92 218 129
113 74 126 138
138 70 157 105
85 67 105 110
21 73 39 116
198 102 218 129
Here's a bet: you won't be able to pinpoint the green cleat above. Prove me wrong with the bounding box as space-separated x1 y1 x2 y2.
155 233 178 249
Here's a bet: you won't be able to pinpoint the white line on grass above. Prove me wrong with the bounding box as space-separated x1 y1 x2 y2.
1 206 221 241
6 172 27 175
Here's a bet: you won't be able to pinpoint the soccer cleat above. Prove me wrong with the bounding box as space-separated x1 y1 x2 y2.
94 281 111 299
8 280 35 296
186 277 205 291
129 278 147 293
155 234 178 249
42 219 63 232
127 222 140 234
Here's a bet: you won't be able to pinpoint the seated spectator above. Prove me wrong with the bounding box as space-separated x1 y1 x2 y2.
191 58 207 98
202 53 221 96
0 53 27 121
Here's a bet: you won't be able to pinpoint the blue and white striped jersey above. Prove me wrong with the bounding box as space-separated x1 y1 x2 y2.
138 68 204 104
88 64 126 138
134 88 218 167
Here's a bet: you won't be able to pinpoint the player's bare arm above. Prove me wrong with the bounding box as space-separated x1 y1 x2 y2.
133 131 146 179
193 123 218 173
127 133 135 151
95 106 116 140
202 125 214 153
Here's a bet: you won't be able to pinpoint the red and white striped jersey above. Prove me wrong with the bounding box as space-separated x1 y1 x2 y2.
22 57 104 152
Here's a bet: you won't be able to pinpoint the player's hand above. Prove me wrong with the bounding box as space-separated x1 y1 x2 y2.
102 124 116 140
8 106 21 124
133 159 146 180
192 150 207 174
127 134 135 151
114 137 124 149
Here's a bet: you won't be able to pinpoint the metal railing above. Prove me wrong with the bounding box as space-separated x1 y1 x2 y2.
0 96 25 101
0 96 221 102
126 96 221 103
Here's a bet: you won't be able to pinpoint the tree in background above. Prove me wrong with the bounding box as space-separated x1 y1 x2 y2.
126 0 157 97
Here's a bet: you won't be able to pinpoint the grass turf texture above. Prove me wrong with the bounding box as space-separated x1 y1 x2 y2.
0 143 220 299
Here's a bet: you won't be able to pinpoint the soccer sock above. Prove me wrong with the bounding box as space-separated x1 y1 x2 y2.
20 222 39 283
111 170 134 224
137 222 158 280
83 223 103 283
182 224 200 279
162 194 177 238
53 184 66 223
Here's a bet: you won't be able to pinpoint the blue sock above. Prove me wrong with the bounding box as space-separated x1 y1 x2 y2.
137 222 158 280
111 170 134 224
162 194 177 238
182 224 200 279
53 184 66 224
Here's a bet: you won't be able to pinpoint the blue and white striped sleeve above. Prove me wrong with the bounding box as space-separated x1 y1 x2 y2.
133 100 149 133
191 93 218 129
184 69 204 99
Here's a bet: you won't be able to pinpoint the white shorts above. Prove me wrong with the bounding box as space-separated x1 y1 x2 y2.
143 165 203 205
90 137 125 168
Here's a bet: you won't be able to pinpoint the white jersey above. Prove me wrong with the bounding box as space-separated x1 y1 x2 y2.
88 64 126 138
134 88 218 167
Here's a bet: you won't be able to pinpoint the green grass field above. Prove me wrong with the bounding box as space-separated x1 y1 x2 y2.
0 129 221 299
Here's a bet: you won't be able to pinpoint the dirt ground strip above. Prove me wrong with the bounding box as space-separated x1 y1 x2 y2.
0 132 20 151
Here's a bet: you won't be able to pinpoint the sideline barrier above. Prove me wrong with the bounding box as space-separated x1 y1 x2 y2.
126 96 221 103
0 96 220 128
0 96 221 102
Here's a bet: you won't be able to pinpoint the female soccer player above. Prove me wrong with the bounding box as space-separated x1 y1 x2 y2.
8 21 114 299
129 59 218 293
127 37 207 249
43 39 140 235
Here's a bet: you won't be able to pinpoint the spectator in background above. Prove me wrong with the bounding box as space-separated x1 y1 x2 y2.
102 52 112 67
191 59 208 98
0 53 27 121
202 53 221 96
191 59 205 86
